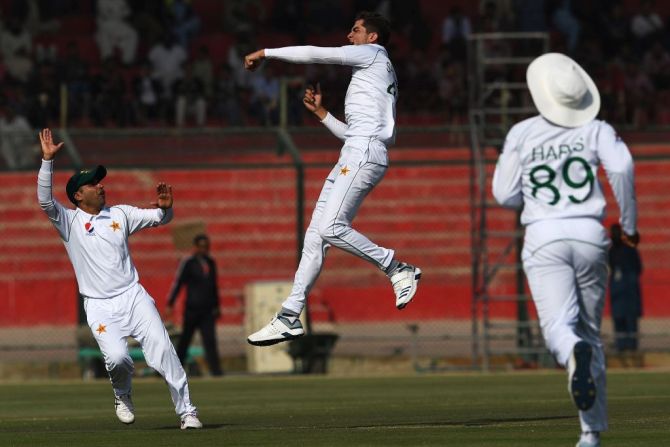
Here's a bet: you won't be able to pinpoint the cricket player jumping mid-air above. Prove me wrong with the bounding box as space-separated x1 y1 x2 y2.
493 53 638 447
244 11 422 346
37 128 202 430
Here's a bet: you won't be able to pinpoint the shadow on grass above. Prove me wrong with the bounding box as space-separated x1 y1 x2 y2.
154 424 228 430
347 415 574 429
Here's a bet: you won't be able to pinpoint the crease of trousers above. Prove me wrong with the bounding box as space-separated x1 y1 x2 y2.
84 282 197 417
282 138 394 314
522 218 609 433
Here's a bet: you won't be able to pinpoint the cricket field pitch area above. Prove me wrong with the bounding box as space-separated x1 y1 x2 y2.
0 370 668 446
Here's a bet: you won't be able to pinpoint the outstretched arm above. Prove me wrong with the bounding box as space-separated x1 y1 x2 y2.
39 128 64 160
118 182 174 235
246 46 344 70
303 83 347 141
37 129 73 240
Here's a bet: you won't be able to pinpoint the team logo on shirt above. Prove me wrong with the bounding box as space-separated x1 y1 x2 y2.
110 221 121 232
84 222 95 235
96 323 106 335
340 166 350 176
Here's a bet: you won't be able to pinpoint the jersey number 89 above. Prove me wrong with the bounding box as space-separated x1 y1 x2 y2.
529 157 594 205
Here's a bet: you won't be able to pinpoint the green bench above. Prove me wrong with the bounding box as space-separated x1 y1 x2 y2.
78 346 205 378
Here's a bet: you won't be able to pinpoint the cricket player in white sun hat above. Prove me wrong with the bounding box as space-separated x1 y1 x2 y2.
37 129 202 430
492 53 638 447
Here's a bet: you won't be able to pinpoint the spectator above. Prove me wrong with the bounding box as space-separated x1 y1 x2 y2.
249 64 279 125
269 0 305 42
148 33 187 99
1 17 34 83
90 59 134 127
223 0 265 34
165 0 200 49
0 105 35 169
129 0 167 48
514 0 548 32
174 63 206 127
600 2 630 59
192 45 214 99
57 41 91 123
95 0 139 65
438 61 467 129
623 61 655 128
16 0 60 37
630 0 664 52
551 0 581 54
166 234 223 377
597 60 626 124
643 41 670 90
213 64 242 126
133 62 164 124
441 6 471 61
478 1 514 32
609 223 643 353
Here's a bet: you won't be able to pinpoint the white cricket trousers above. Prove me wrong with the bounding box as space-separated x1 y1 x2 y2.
282 139 395 314
523 232 609 433
84 282 197 417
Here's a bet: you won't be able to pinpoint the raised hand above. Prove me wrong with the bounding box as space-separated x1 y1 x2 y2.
303 83 327 120
150 182 173 210
244 49 265 71
38 129 64 161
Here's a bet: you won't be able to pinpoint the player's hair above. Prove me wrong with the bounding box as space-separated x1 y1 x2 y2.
355 11 391 47
193 234 209 245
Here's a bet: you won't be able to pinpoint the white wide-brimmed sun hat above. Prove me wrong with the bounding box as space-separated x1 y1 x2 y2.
526 53 600 128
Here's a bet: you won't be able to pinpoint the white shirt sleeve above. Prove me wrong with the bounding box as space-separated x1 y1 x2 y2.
115 205 173 236
321 112 347 141
265 44 379 67
492 128 524 209
37 159 76 241
597 122 637 235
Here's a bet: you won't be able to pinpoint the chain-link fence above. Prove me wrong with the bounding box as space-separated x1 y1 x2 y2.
1 127 669 378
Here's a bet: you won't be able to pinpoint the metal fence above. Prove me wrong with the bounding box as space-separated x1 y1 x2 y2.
0 126 668 378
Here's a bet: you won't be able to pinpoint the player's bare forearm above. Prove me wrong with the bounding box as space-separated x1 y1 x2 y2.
38 128 64 161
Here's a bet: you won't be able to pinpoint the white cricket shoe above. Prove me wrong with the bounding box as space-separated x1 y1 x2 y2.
390 263 422 309
568 341 596 411
114 393 135 424
247 314 305 346
575 432 600 447
576 440 600 447
180 412 203 430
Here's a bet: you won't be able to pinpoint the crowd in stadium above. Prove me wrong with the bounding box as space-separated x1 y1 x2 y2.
0 0 669 132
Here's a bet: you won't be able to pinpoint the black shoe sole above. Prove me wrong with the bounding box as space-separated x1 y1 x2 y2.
570 341 596 411
247 332 304 347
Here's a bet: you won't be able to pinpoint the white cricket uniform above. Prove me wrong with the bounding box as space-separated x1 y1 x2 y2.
493 116 637 433
264 44 398 314
37 159 196 417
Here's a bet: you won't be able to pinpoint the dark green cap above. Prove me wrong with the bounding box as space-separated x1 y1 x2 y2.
66 165 107 205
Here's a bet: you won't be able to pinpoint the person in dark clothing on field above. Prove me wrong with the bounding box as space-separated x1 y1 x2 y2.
166 234 223 376
609 223 643 352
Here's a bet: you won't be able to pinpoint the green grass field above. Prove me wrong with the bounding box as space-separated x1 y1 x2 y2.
0 370 668 446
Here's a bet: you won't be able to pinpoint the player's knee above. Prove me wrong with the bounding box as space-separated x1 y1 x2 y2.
318 220 348 242
104 349 132 370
